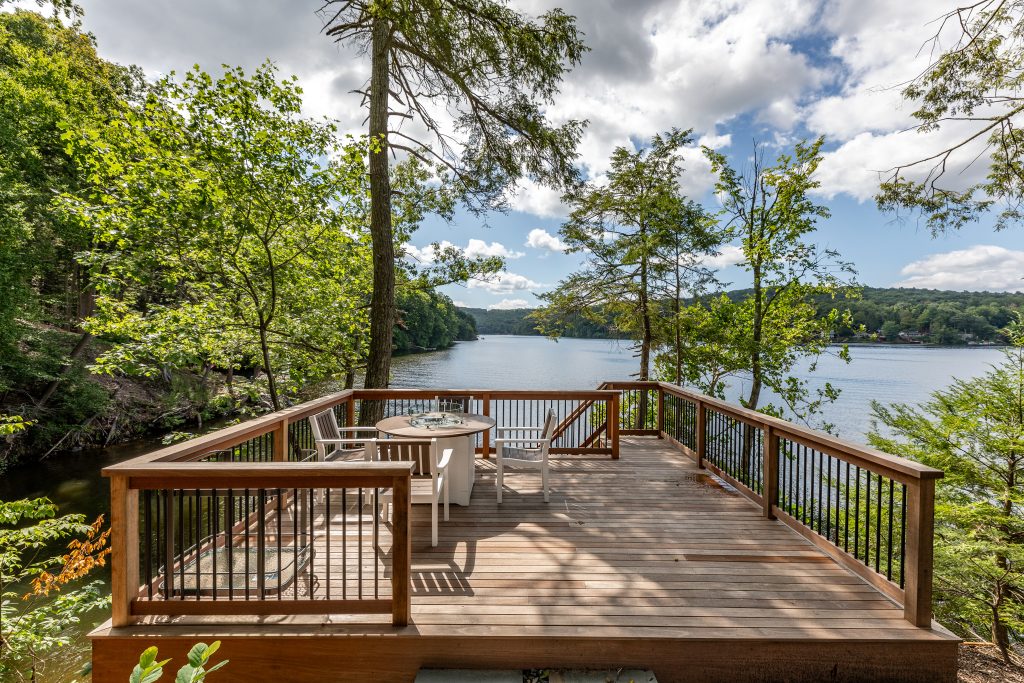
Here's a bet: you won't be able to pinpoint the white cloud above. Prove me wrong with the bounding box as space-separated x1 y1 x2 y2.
701 244 746 269
404 239 521 265
525 228 569 252
488 298 531 310
895 245 1024 292
510 180 568 218
468 271 543 294
697 132 732 149
452 300 469 308
464 239 523 260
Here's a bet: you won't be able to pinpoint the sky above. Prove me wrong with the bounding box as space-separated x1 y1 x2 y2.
38 0 1024 309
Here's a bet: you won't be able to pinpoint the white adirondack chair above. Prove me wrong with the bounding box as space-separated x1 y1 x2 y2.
495 408 557 503
308 408 378 462
369 438 451 547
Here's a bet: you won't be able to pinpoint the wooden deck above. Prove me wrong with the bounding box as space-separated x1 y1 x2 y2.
91 436 958 682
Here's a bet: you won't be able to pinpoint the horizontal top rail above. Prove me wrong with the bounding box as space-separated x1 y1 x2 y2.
104 460 414 485
656 381 942 483
354 388 619 399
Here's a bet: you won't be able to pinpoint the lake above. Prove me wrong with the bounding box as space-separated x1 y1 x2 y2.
392 335 1006 440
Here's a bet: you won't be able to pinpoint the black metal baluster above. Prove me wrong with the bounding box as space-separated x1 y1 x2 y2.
211 488 218 600
874 473 883 573
886 478 895 581
899 484 907 589
358 487 364 600
343 488 348 600
292 488 298 600
864 472 872 569
243 489 251 599
844 462 851 552
256 490 266 600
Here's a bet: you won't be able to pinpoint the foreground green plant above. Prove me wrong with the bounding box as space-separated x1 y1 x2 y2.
131 641 228 683
0 498 111 681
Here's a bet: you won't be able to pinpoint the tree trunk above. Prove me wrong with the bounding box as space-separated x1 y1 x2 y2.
992 597 1011 662
258 322 281 411
360 14 394 426
636 251 652 429
36 331 93 409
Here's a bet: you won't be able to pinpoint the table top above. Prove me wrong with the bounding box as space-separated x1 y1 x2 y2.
375 412 495 438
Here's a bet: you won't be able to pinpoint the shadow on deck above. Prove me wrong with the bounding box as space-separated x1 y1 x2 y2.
91 437 959 682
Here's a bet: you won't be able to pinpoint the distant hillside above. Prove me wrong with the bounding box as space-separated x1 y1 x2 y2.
460 307 618 338
460 287 1024 344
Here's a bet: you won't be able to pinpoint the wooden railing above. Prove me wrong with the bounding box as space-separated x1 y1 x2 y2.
106 382 940 629
599 380 942 628
105 387 620 628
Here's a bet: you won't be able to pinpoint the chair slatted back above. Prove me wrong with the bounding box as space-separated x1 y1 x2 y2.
541 408 558 440
435 395 472 413
372 439 433 477
311 409 339 442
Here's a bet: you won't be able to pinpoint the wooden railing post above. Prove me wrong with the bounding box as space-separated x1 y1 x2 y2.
481 392 491 459
609 393 620 459
696 401 706 469
656 385 665 439
762 426 778 519
272 417 288 461
345 398 355 428
391 473 412 627
109 475 139 627
904 479 935 626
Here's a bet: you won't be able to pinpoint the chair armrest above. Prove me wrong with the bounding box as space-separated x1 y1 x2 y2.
496 427 545 435
436 447 453 471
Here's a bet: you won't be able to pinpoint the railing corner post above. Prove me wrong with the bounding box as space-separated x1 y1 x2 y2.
610 393 620 459
762 426 779 519
904 478 935 627
696 401 707 469
273 417 289 461
656 385 665 439
391 473 412 627
481 392 491 459
110 474 139 627
345 397 356 428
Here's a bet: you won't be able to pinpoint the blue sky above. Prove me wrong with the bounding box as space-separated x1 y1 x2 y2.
47 0 1024 309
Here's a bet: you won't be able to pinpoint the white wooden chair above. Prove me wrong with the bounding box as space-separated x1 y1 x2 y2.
434 395 471 413
495 408 557 503
368 438 451 547
308 409 378 462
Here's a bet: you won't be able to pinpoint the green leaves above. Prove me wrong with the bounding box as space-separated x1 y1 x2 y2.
870 325 1024 653
877 1 1024 232
129 642 227 683
64 62 375 409
1 498 111 681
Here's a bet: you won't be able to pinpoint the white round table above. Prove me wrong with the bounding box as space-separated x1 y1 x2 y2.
375 413 495 506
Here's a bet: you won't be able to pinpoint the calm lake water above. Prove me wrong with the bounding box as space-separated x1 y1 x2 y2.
0 335 1007 680
392 335 1007 440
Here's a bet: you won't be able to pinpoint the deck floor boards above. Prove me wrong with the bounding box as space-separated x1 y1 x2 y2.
97 437 959 681
135 437 953 642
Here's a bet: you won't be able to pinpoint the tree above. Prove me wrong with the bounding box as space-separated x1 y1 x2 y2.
535 130 717 382
0 7 142 423
881 319 902 341
698 139 858 423
870 315 1024 660
652 199 721 385
877 1 1024 232
319 0 587 421
64 63 371 410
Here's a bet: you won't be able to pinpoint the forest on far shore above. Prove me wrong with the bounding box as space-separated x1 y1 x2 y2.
463 287 1024 344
